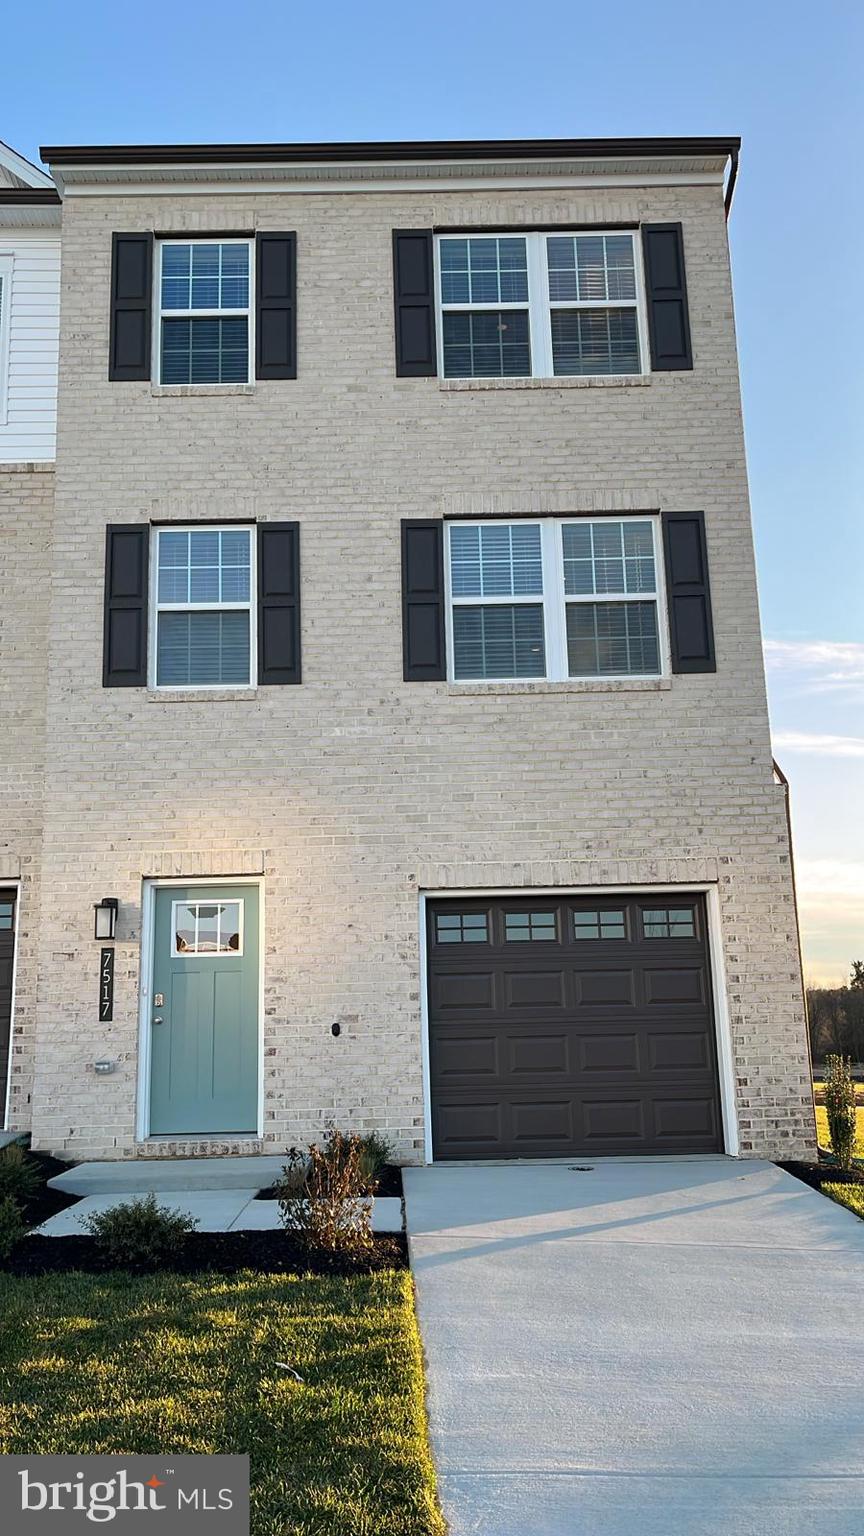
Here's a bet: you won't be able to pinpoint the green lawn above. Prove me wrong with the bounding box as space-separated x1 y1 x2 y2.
814 1105 864 1157
0 1267 444 1536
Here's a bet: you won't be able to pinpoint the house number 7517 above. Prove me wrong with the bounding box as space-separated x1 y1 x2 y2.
99 947 115 1022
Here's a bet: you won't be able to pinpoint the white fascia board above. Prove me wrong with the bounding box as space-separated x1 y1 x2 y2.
0 140 54 190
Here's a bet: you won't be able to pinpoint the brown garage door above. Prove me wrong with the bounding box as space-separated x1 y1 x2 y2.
428 894 722 1159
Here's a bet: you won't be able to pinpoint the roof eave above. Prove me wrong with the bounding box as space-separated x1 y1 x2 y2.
40 135 741 168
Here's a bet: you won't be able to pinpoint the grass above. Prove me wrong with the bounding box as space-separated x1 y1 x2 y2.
0 1267 444 1536
822 1184 864 1221
814 1105 864 1157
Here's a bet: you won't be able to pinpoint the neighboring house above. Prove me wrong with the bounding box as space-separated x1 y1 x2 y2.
0 141 60 1131
2 133 815 1163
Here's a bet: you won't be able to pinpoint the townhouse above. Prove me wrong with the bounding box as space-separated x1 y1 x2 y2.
1 133 815 1162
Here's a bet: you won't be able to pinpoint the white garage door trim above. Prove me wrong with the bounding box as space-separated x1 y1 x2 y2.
418 883 738 1164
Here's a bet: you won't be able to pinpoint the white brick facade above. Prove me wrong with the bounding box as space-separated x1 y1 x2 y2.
9 149 815 1161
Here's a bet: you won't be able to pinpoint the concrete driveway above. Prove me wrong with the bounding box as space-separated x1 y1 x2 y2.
404 1159 864 1536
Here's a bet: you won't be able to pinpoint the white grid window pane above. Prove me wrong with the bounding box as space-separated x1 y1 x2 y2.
440 237 528 305
156 611 251 687
161 242 249 311
175 900 242 954
453 604 546 680
562 522 656 598
442 310 530 378
551 308 640 377
158 529 250 605
161 316 248 385
547 234 636 303
566 601 659 677
450 524 543 598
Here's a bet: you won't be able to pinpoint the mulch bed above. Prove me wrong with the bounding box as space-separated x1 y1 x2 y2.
9 1149 79 1227
3 1230 408 1278
254 1163 404 1201
777 1159 864 1193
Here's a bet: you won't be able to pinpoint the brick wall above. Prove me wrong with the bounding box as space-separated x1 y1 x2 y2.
0 464 51 1129
26 175 815 1160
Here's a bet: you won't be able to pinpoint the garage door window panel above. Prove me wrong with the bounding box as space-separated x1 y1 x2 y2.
573 909 627 940
642 907 697 939
505 911 557 942
435 912 489 944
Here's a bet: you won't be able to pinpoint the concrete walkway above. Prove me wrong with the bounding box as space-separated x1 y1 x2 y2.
404 1159 864 1536
38 1159 403 1234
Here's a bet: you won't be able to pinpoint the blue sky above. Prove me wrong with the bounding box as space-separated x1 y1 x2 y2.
5 0 862 981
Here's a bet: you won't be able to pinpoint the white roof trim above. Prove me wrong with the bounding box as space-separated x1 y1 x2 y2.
0 140 54 190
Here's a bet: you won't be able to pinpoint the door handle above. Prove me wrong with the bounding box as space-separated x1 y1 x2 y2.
153 1016 164 1025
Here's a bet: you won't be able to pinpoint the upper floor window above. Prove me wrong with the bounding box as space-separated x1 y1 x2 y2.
446 517 664 683
436 232 647 381
157 240 252 385
151 525 256 688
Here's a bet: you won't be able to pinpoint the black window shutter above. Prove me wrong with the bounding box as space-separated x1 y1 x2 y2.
109 233 153 381
103 525 149 686
641 223 693 371
258 522 301 683
402 520 445 680
393 231 437 377
662 511 716 673
255 234 296 380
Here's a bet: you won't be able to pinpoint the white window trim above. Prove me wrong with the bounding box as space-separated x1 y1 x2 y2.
444 516 669 685
170 897 245 957
434 230 650 382
149 523 258 691
0 255 13 426
154 238 254 387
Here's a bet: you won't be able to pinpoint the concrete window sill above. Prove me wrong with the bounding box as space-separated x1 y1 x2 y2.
446 678 673 696
146 688 259 703
150 384 256 398
439 374 652 393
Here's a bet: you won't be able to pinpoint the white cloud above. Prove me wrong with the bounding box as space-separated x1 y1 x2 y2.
773 730 864 759
796 859 864 900
764 639 864 694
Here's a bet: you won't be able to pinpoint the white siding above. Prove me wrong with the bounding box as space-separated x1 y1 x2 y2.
0 233 60 462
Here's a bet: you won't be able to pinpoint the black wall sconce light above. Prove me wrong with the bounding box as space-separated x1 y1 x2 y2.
93 898 119 942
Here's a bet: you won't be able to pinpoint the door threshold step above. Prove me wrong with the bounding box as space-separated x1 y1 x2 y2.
47 1154 287 1196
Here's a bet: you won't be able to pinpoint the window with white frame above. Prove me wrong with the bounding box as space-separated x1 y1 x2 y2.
157 240 252 385
446 517 664 682
436 231 646 380
0 255 12 424
152 526 255 688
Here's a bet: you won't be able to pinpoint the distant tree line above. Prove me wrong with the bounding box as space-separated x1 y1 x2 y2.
807 962 864 1067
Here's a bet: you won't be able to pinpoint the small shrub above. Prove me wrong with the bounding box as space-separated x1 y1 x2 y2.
357 1132 394 1191
84 1194 198 1269
0 1195 26 1261
0 1144 42 1207
823 1054 858 1170
277 1130 374 1255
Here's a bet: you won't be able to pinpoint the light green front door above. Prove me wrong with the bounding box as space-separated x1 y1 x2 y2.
149 885 259 1135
